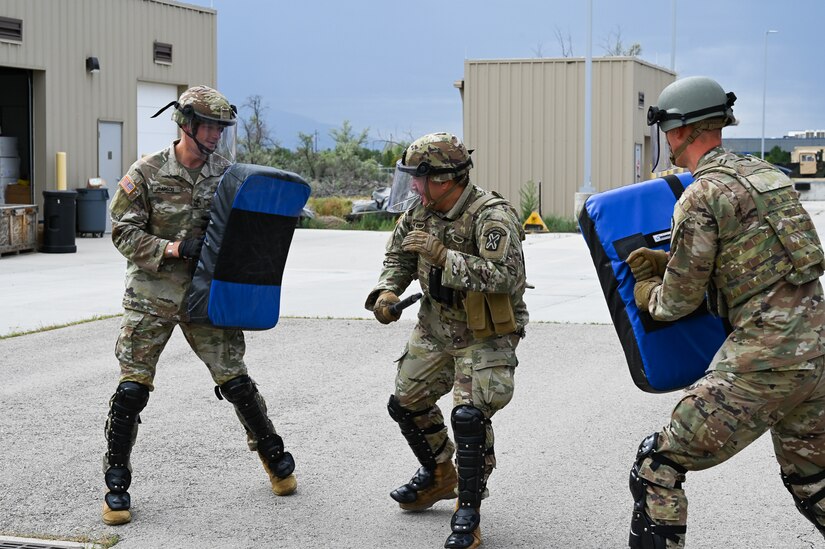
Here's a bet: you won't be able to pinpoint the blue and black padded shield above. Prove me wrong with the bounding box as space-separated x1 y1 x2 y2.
187 163 311 330
578 173 728 393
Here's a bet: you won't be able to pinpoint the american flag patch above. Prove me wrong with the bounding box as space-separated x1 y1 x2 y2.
119 175 136 194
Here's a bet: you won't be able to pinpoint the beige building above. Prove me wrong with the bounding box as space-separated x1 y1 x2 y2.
456 57 676 218
0 0 217 221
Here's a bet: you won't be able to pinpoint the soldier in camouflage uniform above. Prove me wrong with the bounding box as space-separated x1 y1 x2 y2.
364 132 528 549
626 76 825 548
101 86 296 527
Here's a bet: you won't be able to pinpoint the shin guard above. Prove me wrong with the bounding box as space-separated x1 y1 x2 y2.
629 433 687 549
781 468 825 537
445 405 486 548
219 375 294 479
104 381 149 511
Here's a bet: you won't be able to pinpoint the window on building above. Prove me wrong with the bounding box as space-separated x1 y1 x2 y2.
0 16 23 42
153 42 172 65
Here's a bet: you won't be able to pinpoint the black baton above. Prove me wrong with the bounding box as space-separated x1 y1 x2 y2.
389 292 423 316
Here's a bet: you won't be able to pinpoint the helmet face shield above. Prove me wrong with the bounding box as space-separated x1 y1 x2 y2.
387 161 420 213
191 120 236 164
650 124 673 175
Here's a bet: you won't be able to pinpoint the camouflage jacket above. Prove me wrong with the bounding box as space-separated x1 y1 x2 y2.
366 183 529 336
648 147 825 372
109 142 230 320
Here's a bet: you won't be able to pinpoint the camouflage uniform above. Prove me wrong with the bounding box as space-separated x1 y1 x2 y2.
109 144 245 389
101 87 296 528
638 147 825 545
366 181 529 481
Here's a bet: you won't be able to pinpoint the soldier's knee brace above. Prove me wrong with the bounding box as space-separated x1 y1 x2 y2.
781 468 825 536
629 433 687 549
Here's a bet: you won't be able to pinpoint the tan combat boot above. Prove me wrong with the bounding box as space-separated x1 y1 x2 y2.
259 454 297 496
398 461 458 511
101 501 131 526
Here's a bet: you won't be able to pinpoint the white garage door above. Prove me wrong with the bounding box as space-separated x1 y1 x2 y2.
137 82 179 159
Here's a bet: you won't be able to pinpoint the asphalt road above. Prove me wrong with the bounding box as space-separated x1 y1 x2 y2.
0 317 821 548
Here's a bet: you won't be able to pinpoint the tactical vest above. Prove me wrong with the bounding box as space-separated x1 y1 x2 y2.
693 152 825 310
409 190 523 315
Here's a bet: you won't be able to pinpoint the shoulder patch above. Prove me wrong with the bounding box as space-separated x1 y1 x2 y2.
119 175 136 195
479 220 511 261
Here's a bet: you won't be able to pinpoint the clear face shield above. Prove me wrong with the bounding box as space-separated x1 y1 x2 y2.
649 124 673 175
387 160 421 213
192 116 237 165
647 106 673 175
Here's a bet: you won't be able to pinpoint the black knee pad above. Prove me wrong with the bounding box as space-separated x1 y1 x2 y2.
218 375 256 403
628 433 686 549
110 381 150 417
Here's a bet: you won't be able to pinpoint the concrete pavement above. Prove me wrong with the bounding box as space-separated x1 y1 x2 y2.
3 207 825 548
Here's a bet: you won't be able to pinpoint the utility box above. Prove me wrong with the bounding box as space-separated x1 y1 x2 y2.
0 204 38 255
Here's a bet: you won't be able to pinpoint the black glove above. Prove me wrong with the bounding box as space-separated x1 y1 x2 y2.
178 236 205 259
198 210 212 230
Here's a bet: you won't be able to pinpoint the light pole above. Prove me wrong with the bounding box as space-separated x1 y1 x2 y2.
761 29 778 158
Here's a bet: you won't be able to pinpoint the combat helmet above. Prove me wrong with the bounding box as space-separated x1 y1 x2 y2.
397 132 473 183
647 76 737 132
171 85 237 128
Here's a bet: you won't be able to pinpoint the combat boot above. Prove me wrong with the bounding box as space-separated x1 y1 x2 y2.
391 461 458 511
445 501 482 549
101 501 131 526
259 453 297 496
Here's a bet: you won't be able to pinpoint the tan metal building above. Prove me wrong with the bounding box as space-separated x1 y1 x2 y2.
0 0 217 221
456 57 676 218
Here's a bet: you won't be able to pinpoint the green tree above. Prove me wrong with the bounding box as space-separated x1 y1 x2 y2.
765 145 791 166
519 180 540 222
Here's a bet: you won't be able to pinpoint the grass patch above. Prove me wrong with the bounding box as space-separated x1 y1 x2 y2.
542 214 579 233
307 196 355 218
0 314 121 340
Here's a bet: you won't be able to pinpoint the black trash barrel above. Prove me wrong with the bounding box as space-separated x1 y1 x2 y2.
41 190 77 253
75 187 110 237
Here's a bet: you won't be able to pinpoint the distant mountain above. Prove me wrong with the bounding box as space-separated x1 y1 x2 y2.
266 110 337 151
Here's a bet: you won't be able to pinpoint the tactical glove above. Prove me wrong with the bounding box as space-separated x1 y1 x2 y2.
178 236 205 259
374 291 401 324
634 276 663 312
402 230 448 267
627 247 668 281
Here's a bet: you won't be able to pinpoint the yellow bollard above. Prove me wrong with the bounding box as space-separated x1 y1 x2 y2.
56 151 67 191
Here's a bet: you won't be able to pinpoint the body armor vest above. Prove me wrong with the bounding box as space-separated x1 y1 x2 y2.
410 190 520 316
693 152 825 310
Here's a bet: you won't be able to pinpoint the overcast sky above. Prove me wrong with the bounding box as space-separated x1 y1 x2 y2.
185 0 825 149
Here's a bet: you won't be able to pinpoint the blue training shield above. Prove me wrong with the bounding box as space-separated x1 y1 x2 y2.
187 163 311 330
578 173 728 393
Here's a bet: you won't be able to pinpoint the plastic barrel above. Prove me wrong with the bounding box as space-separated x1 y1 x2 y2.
75 188 109 237
41 190 77 253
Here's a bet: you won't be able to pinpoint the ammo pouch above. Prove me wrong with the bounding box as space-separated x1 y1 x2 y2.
465 291 517 339
429 266 457 307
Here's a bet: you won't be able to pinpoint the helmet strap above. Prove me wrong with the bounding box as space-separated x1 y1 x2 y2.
180 123 214 159
424 176 464 211
669 119 726 165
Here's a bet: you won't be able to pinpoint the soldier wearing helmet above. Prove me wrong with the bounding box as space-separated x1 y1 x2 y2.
101 86 297 527
365 132 529 549
626 76 825 548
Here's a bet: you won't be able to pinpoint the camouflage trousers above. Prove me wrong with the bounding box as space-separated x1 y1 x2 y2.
115 309 248 390
640 357 825 546
394 320 519 480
